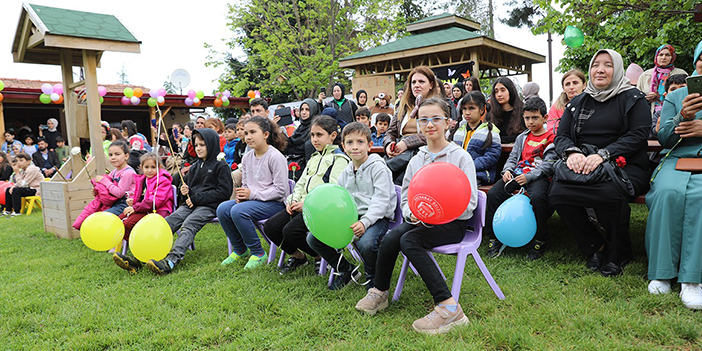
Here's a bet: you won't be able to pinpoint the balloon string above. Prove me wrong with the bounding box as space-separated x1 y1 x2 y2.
155 103 191 204
153 104 163 213
494 244 507 258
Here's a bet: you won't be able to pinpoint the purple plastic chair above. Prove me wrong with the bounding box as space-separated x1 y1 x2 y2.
228 179 295 265
392 191 505 302
325 185 403 285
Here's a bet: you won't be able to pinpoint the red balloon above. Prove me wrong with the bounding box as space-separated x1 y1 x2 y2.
0 181 13 206
407 162 471 225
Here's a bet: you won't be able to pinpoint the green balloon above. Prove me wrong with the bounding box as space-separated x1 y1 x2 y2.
39 93 52 104
99 96 104 104
564 25 584 48
124 87 134 98
196 91 205 99
302 184 358 249
147 97 157 107
222 99 230 107
0 79 4 91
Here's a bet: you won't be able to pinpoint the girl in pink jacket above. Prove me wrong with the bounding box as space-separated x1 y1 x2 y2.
119 152 174 241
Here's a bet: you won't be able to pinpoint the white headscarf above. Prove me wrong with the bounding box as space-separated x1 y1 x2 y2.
47 118 59 132
584 49 634 102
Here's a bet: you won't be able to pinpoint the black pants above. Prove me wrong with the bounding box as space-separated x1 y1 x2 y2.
263 209 318 257
374 220 468 304
484 177 552 243
5 187 36 213
555 201 632 265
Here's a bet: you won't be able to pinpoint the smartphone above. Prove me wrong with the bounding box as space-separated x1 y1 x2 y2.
151 118 157 128
687 76 702 95
173 128 179 139
320 87 326 94
274 107 293 126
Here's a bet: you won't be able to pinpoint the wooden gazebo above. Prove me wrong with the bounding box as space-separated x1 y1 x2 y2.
340 13 545 91
11 3 140 239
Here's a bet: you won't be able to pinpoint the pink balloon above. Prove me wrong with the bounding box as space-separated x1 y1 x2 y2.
121 96 130 105
158 88 166 97
41 83 53 95
184 98 193 106
130 96 140 105
98 86 107 97
53 84 64 95
149 89 159 98
187 90 196 99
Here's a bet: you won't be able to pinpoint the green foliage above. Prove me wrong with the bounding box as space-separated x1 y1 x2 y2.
206 0 403 105
532 0 702 74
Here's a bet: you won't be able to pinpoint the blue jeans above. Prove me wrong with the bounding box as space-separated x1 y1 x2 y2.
307 218 389 282
105 197 127 216
217 199 285 256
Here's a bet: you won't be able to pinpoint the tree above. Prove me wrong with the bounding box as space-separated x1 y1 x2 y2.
162 78 177 94
116 65 129 85
531 0 702 74
207 0 403 103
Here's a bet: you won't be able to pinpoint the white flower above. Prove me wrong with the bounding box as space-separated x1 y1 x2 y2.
217 152 226 161
70 147 81 156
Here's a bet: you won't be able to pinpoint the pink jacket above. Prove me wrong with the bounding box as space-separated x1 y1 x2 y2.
72 180 119 229
131 169 174 217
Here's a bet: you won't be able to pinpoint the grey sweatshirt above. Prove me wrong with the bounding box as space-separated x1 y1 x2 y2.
402 142 478 221
501 130 557 183
337 153 397 229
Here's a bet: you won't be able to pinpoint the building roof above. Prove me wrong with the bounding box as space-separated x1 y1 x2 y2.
409 13 454 25
1 78 145 93
341 27 481 61
26 3 139 43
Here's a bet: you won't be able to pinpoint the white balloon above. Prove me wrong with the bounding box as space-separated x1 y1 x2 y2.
156 96 165 104
193 98 200 104
50 93 60 101
131 96 139 104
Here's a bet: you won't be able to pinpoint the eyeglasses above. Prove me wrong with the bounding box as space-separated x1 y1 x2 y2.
417 116 447 126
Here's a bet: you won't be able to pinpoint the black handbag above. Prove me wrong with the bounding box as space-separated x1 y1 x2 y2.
554 144 635 197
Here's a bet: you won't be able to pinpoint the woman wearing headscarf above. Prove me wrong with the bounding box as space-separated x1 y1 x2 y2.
551 49 650 277
522 82 540 101
637 45 687 116
285 98 319 179
324 82 358 125
645 40 702 309
39 118 62 150
356 89 368 109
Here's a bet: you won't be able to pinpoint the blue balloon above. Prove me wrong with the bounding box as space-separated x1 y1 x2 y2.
492 194 536 247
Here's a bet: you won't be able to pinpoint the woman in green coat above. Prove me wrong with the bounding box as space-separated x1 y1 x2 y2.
646 39 702 309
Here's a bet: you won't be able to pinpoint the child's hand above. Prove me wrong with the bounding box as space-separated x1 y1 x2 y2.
126 198 134 206
290 201 303 213
123 206 135 216
180 184 189 196
235 187 250 201
286 201 294 215
185 198 194 208
502 172 513 183
408 214 419 224
515 174 527 186
350 221 366 237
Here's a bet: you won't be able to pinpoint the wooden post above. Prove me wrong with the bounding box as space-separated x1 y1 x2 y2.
470 49 480 79
60 49 79 149
81 49 106 174
0 102 5 144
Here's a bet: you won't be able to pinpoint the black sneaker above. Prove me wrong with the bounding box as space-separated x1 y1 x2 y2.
329 270 353 290
487 239 503 258
113 253 142 274
527 240 548 261
147 259 172 276
279 256 308 275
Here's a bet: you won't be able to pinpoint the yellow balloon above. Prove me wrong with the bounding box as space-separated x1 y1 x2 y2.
129 214 173 262
80 212 124 251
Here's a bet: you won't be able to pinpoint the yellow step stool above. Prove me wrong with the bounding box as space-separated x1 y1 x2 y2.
21 196 42 215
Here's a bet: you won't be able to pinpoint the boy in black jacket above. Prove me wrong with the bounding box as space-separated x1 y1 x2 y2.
145 128 232 275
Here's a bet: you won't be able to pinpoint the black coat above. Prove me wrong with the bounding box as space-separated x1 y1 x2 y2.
32 150 61 172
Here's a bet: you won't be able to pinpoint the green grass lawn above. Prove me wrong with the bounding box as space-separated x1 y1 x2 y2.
1 205 701 350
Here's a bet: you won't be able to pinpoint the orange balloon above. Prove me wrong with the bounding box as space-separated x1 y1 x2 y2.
0 92 3 102
194 100 201 107
134 88 144 98
214 98 222 107
54 95 64 104
157 100 165 106
247 90 256 99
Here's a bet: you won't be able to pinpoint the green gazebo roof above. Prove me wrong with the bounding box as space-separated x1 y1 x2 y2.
27 3 139 43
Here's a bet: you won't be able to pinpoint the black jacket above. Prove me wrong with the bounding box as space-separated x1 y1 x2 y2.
32 149 60 172
186 128 233 209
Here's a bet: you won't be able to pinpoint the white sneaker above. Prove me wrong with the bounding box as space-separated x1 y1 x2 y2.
648 280 671 295
10 212 21 217
680 283 702 310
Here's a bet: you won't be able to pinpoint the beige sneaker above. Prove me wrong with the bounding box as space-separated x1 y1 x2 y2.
412 304 469 335
355 287 389 315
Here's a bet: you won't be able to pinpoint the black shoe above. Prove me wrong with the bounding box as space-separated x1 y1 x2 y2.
113 253 142 274
487 239 503 258
147 259 172 276
329 270 353 290
585 251 604 272
599 261 628 277
527 240 548 261
279 256 308 275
